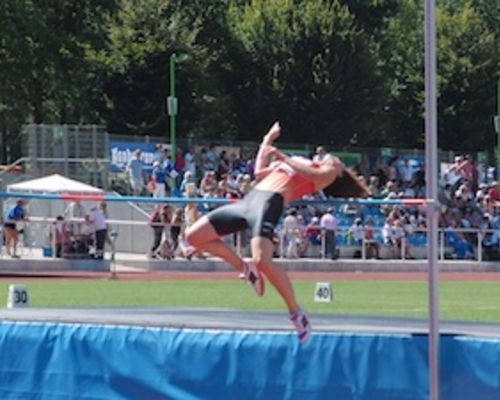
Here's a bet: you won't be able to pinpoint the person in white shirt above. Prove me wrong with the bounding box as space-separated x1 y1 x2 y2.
89 202 108 260
348 218 364 245
184 146 197 178
320 207 338 259
64 200 86 237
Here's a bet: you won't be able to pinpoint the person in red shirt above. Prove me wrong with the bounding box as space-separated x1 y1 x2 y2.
183 122 368 343
488 181 499 202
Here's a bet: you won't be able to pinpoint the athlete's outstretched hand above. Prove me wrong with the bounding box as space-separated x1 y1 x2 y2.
263 121 281 145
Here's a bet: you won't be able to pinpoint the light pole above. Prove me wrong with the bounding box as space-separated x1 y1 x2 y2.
168 52 188 193
168 53 178 178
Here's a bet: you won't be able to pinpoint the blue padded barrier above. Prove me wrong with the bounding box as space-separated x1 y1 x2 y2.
0 322 499 399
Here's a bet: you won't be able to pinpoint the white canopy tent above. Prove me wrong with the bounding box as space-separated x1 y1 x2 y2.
7 174 103 194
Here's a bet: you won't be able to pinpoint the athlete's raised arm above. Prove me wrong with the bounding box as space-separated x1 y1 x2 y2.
254 122 281 180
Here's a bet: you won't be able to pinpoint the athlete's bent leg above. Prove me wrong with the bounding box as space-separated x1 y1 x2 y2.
250 237 300 313
185 216 245 271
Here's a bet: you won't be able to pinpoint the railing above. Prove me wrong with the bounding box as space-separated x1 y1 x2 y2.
2 216 499 263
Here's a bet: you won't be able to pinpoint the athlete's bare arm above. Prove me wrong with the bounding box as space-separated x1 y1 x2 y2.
271 148 344 190
254 122 281 180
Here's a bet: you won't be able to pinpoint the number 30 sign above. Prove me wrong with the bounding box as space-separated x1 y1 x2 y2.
7 284 30 308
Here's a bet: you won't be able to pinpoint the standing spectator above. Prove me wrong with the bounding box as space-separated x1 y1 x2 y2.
364 218 380 259
206 144 220 174
184 146 197 178
302 216 322 257
64 199 86 237
175 148 185 175
162 151 176 196
348 218 364 246
218 150 230 177
488 181 499 202
199 170 218 198
152 144 164 164
181 182 204 259
53 215 69 258
179 171 195 194
151 160 166 198
148 205 172 259
444 156 465 190
388 157 400 184
170 207 184 257
89 204 108 260
320 207 338 259
399 159 415 186
3 199 28 258
127 149 145 195
283 208 301 258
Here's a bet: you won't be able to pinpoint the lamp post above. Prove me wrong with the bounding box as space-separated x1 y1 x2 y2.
168 52 188 192
168 54 178 177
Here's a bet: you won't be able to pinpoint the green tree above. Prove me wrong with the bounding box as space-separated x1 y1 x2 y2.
436 1 498 151
96 0 237 143
0 0 117 161
226 0 386 146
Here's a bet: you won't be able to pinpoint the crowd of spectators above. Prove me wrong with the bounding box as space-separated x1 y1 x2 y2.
3 142 498 261
49 200 110 260
123 144 500 261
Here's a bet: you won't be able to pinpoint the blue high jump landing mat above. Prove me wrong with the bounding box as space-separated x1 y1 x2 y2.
0 308 499 399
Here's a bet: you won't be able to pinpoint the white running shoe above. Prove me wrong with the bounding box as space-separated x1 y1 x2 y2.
179 239 197 259
243 261 265 296
290 309 311 344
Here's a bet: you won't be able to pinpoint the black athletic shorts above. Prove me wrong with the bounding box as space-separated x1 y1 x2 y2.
207 189 284 240
4 222 16 230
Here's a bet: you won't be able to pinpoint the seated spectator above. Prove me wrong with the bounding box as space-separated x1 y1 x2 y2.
444 220 475 260
67 214 93 257
218 173 240 199
364 218 380 259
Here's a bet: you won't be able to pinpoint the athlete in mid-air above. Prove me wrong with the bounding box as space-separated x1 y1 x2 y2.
184 122 368 343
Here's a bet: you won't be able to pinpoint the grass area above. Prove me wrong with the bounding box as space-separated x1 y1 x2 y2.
1 279 500 323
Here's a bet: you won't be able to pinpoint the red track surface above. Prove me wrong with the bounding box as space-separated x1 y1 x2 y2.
0 270 499 281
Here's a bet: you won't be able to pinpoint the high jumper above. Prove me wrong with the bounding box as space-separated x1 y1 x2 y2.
184 121 369 343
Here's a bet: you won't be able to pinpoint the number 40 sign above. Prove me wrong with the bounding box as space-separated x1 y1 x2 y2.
314 282 333 303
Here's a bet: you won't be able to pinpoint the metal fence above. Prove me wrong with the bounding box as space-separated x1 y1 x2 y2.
23 124 109 188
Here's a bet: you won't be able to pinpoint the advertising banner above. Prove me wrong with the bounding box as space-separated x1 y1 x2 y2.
109 141 157 172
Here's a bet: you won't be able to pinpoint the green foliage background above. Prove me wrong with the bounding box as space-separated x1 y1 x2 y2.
0 0 498 157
